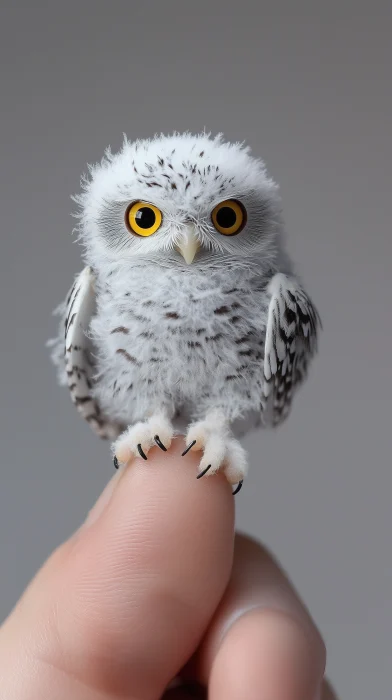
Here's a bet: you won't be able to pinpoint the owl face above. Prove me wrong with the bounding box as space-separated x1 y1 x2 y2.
76 133 283 270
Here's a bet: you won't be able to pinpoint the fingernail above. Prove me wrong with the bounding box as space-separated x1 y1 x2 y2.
83 469 123 528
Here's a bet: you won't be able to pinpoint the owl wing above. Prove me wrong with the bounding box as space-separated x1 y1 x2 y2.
261 273 321 426
61 267 119 440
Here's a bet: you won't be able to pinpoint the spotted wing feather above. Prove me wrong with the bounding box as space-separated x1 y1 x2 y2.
261 273 321 426
64 267 119 439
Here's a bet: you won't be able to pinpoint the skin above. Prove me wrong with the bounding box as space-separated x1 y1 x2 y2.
0 441 338 699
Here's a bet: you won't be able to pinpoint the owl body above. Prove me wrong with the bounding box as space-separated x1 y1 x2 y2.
88 260 276 430
50 132 320 488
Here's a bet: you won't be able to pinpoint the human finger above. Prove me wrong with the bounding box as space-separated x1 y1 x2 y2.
188 533 326 700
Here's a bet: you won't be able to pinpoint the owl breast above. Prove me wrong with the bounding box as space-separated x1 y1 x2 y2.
90 263 270 425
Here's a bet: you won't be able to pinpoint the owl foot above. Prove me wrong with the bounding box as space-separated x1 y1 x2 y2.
182 412 248 494
112 411 174 467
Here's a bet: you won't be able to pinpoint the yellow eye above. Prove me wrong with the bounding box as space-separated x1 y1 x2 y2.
125 201 162 237
211 199 247 236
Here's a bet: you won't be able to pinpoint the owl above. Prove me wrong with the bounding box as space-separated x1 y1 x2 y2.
49 132 320 495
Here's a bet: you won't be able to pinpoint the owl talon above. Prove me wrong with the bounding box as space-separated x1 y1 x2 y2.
196 464 212 479
112 413 174 466
154 435 167 451
232 480 243 496
137 443 148 461
182 440 197 456
184 415 248 486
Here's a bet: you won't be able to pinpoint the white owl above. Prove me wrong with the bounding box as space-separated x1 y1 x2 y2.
49 132 320 495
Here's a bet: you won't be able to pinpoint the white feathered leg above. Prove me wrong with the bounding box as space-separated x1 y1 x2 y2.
112 409 174 467
182 409 248 492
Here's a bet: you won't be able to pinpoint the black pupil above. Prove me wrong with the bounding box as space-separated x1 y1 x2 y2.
135 206 156 229
216 206 237 229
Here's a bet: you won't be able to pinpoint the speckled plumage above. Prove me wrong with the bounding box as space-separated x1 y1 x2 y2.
49 132 320 487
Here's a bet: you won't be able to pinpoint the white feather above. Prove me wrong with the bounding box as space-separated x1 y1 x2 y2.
262 273 321 426
55 267 119 439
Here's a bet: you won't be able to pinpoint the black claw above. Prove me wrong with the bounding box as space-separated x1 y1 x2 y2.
154 435 167 451
197 464 212 479
137 443 148 461
232 480 243 496
182 440 197 457
113 455 119 470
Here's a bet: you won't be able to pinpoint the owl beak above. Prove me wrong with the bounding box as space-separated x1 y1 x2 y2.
176 226 201 265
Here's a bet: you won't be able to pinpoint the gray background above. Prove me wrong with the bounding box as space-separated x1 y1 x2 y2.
0 1 391 697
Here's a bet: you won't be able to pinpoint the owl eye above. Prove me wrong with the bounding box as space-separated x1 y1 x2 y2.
211 199 247 236
125 201 162 237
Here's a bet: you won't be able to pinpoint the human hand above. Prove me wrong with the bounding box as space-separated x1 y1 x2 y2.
0 441 337 699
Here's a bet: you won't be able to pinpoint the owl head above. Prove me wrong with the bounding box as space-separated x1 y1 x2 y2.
75 132 284 272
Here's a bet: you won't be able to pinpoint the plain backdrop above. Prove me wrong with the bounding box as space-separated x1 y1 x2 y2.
0 2 391 697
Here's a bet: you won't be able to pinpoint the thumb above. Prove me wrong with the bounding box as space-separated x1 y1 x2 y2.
0 441 234 699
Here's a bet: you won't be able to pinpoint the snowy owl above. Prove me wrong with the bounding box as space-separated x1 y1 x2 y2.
49 132 320 495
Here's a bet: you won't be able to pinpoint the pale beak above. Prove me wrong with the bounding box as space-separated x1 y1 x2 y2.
176 225 200 264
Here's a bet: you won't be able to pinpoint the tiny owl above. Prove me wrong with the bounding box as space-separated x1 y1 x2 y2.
49 132 321 494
